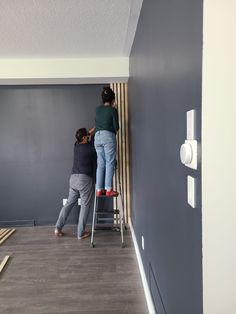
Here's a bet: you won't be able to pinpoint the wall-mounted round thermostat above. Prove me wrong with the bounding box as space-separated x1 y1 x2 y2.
180 142 193 164
179 139 197 170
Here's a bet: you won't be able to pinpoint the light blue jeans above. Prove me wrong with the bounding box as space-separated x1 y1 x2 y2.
94 130 116 190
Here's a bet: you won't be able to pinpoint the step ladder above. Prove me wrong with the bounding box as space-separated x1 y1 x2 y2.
90 184 125 248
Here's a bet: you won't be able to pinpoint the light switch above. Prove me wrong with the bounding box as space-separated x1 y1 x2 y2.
141 236 144 250
63 198 81 206
187 176 196 208
187 109 196 140
180 109 198 170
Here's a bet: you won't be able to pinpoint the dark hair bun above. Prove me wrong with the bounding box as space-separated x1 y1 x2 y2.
102 86 115 104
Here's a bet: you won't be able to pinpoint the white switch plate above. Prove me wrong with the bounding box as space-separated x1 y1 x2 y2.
187 176 196 208
63 198 81 206
141 236 145 250
187 109 196 140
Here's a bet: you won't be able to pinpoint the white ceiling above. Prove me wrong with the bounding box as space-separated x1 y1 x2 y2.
0 0 142 59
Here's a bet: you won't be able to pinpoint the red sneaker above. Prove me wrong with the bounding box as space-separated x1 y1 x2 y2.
96 189 106 197
106 190 119 197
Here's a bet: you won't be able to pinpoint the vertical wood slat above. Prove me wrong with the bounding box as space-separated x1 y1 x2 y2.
121 84 127 221
111 83 130 222
117 83 123 220
111 83 118 211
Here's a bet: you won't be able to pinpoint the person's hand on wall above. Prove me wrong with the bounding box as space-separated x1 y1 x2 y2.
88 127 95 143
88 127 95 135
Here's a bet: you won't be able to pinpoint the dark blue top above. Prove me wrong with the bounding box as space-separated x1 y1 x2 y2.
71 142 97 178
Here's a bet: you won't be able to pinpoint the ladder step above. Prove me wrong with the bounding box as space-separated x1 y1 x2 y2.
91 185 124 247
95 225 121 230
96 194 118 198
96 210 120 214
97 217 116 221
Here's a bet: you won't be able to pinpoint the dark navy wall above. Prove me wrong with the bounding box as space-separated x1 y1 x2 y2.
0 85 103 226
129 1 202 313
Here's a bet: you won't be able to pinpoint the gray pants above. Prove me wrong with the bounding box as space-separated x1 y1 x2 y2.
55 174 94 237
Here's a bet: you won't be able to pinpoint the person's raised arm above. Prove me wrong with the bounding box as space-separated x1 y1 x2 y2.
88 127 95 136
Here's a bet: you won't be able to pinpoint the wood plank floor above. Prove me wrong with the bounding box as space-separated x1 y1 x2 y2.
0 225 148 314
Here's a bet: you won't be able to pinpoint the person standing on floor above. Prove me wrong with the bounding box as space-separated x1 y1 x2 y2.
94 86 119 197
54 128 97 239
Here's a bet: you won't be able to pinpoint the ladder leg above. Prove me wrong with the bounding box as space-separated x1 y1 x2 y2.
118 182 125 247
90 188 97 247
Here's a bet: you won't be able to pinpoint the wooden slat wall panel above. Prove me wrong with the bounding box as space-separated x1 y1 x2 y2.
111 83 130 222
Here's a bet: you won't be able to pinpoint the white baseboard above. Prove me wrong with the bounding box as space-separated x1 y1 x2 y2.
129 219 156 314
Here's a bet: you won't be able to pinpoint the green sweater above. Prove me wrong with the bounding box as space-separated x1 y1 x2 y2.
95 105 119 134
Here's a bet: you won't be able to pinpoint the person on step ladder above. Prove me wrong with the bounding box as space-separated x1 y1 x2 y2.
94 87 119 197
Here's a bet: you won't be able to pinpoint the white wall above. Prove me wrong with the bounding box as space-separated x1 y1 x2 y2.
202 1 236 313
